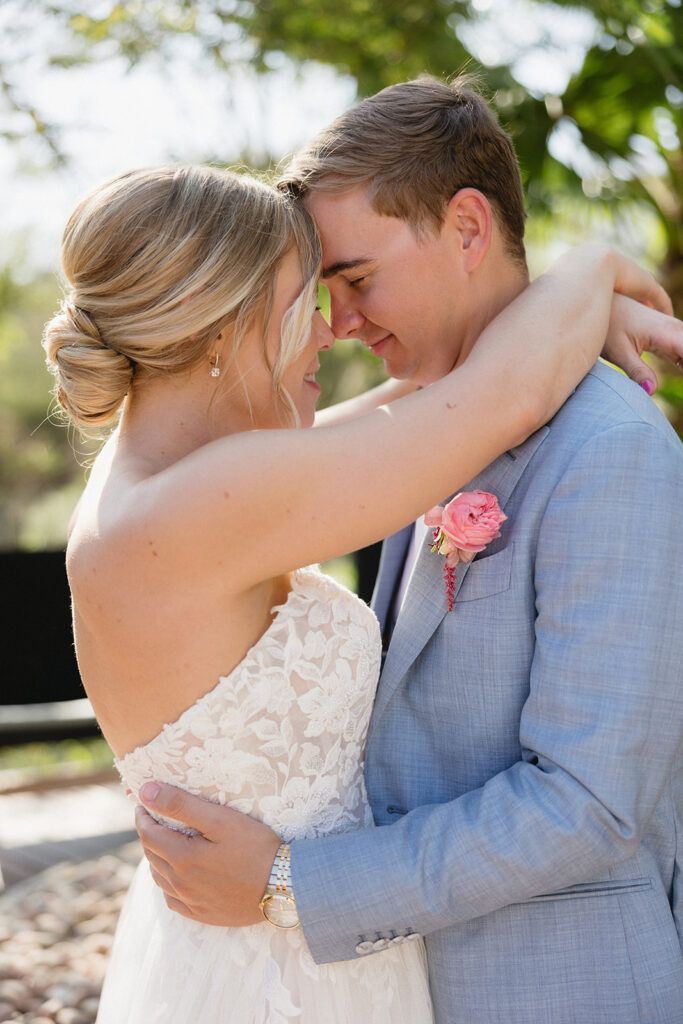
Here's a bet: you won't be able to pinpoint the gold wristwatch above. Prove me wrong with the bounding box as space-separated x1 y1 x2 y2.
259 843 299 929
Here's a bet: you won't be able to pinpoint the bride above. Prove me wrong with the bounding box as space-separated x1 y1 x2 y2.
43 164 674 1023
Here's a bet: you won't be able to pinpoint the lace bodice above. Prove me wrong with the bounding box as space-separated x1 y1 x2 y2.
116 566 382 841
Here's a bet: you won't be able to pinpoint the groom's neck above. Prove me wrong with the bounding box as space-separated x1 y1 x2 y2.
452 260 530 371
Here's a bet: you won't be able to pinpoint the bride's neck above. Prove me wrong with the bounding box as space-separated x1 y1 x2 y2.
117 372 223 472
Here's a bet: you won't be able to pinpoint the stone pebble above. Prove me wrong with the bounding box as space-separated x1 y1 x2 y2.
0 842 140 1023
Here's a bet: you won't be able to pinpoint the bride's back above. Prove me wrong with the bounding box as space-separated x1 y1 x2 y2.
67 435 291 758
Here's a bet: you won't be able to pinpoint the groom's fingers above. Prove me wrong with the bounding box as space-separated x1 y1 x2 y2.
160 893 197 921
134 803 202 861
137 781 281 858
134 805 209 897
145 856 195 920
144 849 178 892
138 781 223 839
148 862 178 898
136 807 226 922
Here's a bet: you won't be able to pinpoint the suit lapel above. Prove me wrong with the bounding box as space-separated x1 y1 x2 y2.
370 426 550 733
371 523 413 638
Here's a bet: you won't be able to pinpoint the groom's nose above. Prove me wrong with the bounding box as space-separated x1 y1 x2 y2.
330 298 365 340
312 312 335 351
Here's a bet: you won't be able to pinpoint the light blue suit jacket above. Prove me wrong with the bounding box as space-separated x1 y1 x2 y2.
291 362 683 1023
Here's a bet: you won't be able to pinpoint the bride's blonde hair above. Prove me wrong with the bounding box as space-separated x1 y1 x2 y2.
43 165 321 428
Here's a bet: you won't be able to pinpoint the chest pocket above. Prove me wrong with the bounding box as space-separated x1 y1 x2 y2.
455 543 514 603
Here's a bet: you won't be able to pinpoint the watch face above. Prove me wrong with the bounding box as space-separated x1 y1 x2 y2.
261 894 299 929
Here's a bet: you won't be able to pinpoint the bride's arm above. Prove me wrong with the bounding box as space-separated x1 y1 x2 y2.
316 282 677 430
119 245 677 589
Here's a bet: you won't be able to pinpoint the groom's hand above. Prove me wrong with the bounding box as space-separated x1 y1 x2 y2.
135 782 281 926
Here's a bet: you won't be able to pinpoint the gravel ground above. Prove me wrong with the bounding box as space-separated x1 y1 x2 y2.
0 841 140 1023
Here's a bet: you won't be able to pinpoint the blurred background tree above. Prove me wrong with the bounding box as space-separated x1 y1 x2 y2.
0 266 81 549
1 0 681 551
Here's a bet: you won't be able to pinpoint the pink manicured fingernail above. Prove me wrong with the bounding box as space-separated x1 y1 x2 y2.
140 782 160 803
639 379 655 396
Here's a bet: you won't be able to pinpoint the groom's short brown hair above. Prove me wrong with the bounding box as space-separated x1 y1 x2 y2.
278 75 527 266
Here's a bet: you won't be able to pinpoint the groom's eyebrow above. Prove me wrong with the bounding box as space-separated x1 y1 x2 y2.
321 258 371 280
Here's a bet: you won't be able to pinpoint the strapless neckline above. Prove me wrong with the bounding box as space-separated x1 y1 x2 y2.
115 565 365 767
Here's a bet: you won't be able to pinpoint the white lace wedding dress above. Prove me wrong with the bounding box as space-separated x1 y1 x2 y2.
96 566 434 1023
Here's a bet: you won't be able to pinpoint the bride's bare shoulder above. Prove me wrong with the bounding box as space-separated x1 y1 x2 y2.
66 444 164 596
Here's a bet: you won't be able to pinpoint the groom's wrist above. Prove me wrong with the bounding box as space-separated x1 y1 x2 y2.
259 842 300 929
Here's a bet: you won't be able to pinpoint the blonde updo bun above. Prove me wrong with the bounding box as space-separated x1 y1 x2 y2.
43 165 321 429
43 300 135 426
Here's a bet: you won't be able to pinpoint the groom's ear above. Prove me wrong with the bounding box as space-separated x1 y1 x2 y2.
444 188 492 272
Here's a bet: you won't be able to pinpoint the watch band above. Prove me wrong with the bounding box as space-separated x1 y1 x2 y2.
269 842 294 897
259 843 299 929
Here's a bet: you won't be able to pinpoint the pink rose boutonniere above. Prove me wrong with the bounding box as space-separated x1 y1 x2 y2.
425 491 507 612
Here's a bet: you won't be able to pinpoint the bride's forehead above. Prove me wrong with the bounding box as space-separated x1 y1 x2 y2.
273 249 306 306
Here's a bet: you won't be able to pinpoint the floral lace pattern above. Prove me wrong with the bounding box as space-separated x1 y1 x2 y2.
116 566 380 838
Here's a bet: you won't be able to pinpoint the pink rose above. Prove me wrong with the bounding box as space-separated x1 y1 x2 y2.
425 491 507 568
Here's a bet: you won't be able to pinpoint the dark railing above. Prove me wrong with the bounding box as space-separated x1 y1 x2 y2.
0 550 94 745
0 544 382 746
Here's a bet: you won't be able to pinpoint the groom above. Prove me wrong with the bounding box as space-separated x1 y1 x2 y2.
137 78 683 1022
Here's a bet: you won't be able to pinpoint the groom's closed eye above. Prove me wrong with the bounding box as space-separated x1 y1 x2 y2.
321 257 372 280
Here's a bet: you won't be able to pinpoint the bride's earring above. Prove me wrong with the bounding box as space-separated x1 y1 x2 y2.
210 354 220 378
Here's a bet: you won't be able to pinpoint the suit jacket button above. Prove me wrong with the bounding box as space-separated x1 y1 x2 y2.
355 940 374 955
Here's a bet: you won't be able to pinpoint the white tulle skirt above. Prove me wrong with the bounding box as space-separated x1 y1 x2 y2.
96 858 434 1023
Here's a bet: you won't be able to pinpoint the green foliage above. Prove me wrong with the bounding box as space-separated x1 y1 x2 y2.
233 0 475 96
0 264 90 549
0 736 112 776
60 2 199 64
548 2 682 209
657 373 683 410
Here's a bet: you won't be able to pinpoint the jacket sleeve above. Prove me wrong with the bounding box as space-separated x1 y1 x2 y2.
290 420 683 964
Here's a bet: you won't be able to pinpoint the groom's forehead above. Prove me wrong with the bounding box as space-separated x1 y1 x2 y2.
307 187 377 251
307 189 406 277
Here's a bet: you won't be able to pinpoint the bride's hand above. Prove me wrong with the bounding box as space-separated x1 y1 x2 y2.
544 244 682 395
602 293 683 394
135 782 282 926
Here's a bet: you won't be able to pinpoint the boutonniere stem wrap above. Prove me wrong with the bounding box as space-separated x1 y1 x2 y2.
425 491 507 612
